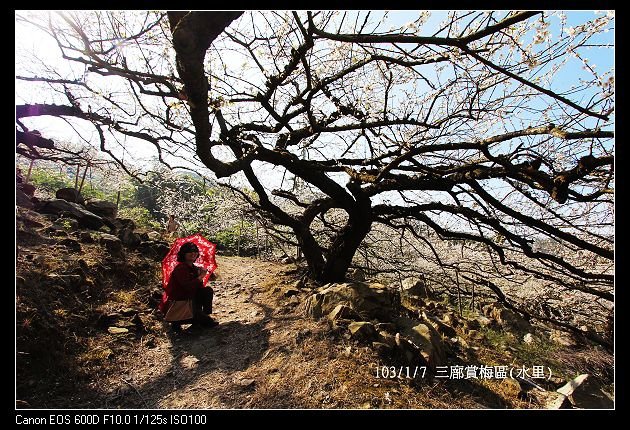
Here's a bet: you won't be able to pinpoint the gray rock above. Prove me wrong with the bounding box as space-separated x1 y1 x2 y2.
118 228 141 248
16 188 34 209
99 233 123 254
237 378 256 389
58 238 82 252
544 374 614 409
304 282 399 322
38 199 104 230
485 303 532 332
441 312 461 327
393 334 425 367
565 374 614 408
18 182 36 197
137 240 170 259
376 330 397 348
401 277 431 297
348 321 377 341
79 232 94 243
422 311 457 338
56 188 84 205
327 304 362 322
54 217 79 231
46 273 82 288
85 200 118 219
375 322 397 333
348 268 366 282
395 317 446 368
109 218 135 233
372 341 393 358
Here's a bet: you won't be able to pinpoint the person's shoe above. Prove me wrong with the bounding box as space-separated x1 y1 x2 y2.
171 323 183 333
195 316 219 328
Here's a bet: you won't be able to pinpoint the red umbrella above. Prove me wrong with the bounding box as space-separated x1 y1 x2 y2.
159 233 217 312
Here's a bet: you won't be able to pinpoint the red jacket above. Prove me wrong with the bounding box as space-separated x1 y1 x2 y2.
166 263 203 301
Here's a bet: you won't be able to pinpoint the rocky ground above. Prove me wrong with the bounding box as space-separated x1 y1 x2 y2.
16 204 614 409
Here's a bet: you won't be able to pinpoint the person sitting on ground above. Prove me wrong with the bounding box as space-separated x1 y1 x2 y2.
164 242 217 331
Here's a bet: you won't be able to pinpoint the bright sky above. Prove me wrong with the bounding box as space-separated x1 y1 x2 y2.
15 10 614 211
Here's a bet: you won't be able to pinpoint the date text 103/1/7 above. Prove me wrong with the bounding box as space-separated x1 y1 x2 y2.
375 366 427 379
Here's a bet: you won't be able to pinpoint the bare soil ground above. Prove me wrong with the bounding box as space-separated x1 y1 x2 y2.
16 208 613 409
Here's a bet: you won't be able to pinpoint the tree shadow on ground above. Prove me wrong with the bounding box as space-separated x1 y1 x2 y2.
100 289 277 408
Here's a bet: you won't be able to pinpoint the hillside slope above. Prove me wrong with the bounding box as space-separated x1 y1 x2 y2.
16 208 613 409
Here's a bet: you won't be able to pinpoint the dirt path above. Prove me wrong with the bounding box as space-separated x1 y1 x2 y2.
93 256 312 408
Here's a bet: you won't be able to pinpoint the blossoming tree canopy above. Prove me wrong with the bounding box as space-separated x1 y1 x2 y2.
16 11 613 337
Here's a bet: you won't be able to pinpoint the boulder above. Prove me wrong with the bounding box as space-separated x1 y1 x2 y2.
441 312 461 328
56 188 84 205
395 317 446 368
375 322 397 333
376 330 397 348
85 200 118 219
109 218 135 233
348 268 366 282
58 238 82 252
421 311 457 338
18 182 36 197
564 374 614 408
485 303 532 332
53 217 79 231
327 304 362 322
37 199 104 230
304 282 399 322
401 277 431 297
79 232 94 243
348 321 377 341
16 188 34 209
118 228 141 248
46 273 83 289
137 240 170 260
393 334 425 367
543 374 613 409
98 233 123 254
372 341 394 359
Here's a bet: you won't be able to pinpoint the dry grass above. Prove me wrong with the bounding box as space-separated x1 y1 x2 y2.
16 209 613 409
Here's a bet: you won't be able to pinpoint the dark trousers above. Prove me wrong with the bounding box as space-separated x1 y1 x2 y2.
170 287 214 331
194 286 214 315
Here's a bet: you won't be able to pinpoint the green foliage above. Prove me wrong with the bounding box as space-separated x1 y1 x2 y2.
209 223 256 254
480 325 568 378
118 206 162 230
59 219 74 230
27 168 73 194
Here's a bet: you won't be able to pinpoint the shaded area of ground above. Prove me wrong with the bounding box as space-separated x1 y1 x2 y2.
16 210 613 409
